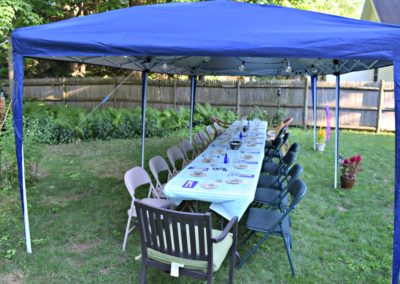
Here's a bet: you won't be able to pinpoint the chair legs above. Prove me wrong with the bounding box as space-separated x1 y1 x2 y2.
238 231 296 276
241 230 255 245
122 214 135 252
283 234 295 276
229 222 238 284
140 262 147 284
237 233 270 269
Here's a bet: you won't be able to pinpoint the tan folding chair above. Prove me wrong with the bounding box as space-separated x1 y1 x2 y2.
122 166 174 251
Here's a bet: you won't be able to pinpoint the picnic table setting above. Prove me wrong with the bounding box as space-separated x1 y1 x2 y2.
164 119 268 220
122 118 306 283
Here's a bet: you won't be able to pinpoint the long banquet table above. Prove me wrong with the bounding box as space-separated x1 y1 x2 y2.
164 120 268 220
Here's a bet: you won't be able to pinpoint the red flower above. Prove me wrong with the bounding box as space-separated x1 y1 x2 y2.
356 155 362 162
343 159 349 165
350 156 356 163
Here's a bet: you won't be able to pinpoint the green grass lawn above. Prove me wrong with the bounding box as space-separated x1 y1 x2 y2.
0 128 395 283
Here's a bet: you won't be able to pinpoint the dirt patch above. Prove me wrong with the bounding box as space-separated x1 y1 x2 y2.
0 270 24 284
29 162 50 179
38 192 90 207
88 159 130 180
100 267 111 275
336 205 348 212
69 239 102 254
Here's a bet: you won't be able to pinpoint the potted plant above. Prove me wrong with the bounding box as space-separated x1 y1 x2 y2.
316 127 326 152
340 154 362 189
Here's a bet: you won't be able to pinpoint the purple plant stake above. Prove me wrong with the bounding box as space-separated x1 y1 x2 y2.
325 106 331 142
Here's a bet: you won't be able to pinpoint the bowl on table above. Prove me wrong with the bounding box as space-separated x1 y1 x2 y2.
229 140 242 150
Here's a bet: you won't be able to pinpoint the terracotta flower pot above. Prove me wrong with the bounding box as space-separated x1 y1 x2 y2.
340 175 356 189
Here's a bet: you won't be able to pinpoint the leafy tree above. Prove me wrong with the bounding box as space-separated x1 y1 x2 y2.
0 0 41 78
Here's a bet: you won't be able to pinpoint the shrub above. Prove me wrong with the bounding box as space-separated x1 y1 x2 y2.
22 102 238 144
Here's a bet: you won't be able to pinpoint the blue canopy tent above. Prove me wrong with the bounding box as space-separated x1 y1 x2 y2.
9 0 400 281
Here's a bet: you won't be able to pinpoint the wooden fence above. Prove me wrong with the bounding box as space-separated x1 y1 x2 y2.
4 77 395 132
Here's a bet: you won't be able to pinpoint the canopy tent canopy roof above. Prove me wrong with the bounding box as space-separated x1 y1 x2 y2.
11 0 400 76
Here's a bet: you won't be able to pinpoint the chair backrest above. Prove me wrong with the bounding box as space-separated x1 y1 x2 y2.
193 132 204 151
287 164 303 180
213 121 222 135
272 136 283 149
167 146 187 175
281 132 290 147
274 122 286 139
288 142 300 153
276 163 303 191
282 117 294 128
124 166 154 199
287 178 307 209
135 200 214 268
206 125 215 140
149 156 173 197
181 139 195 160
198 130 210 146
279 152 297 173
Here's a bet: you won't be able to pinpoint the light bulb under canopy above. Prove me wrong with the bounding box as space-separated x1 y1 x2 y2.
161 62 168 70
238 61 246 72
311 65 318 75
285 61 292 73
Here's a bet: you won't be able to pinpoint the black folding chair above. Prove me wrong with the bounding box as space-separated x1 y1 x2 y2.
135 201 238 284
237 179 307 276
254 164 304 210
262 151 297 175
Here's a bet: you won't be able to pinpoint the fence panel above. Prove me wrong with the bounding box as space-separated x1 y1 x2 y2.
3 77 395 131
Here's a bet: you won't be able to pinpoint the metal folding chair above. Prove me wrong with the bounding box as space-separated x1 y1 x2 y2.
149 155 174 198
237 179 307 276
122 166 174 251
180 139 195 161
167 146 187 176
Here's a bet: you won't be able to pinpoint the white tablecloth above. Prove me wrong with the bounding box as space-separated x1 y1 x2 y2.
164 120 267 220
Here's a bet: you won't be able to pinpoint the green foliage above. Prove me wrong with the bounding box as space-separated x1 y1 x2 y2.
195 103 238 126
0 0 42 77
22 102 237 144
243 0 363 18
0 113 18 192
247 106 268 121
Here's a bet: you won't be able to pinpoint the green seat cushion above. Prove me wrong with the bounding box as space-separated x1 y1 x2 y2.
147 228 233 272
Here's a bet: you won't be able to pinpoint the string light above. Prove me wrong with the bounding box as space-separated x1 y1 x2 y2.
161 62 168 70
238 61 246 72
311 64 318 74
285 60 292 73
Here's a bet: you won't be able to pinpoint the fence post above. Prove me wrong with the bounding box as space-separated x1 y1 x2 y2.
173 78 177 110
236 79 241 115
62 77 67 104
376 80 384 133
303 77 310 129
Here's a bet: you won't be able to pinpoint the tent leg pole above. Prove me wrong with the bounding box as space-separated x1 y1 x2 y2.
392 59 400 284
312 75 317 150
21 146 32 253
189 75 196 144
334 75 340 189
141 71 148 168
10 48 32 253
